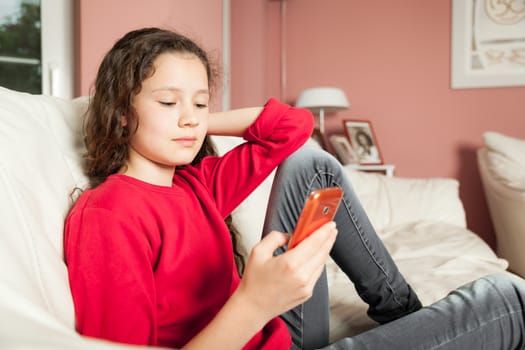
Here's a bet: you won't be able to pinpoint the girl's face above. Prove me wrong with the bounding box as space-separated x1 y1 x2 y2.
357 133 369 147
124 52 209 183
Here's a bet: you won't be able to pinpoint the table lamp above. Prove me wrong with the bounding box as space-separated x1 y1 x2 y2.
295 87 350 134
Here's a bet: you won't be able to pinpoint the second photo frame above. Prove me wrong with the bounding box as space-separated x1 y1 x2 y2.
343 119 383 165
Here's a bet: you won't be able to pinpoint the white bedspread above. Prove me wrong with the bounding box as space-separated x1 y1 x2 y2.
327 220 509 342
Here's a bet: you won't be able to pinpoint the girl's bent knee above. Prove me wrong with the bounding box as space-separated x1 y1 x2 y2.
482 273 525 290
289 146 340 170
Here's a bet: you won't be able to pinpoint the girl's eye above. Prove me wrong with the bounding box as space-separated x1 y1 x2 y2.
159 101 175 106
196 103 208 109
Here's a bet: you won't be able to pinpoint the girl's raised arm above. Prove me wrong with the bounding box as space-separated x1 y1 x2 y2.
207 107 263 137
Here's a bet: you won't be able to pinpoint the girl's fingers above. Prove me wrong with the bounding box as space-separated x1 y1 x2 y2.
252 231 289 259
240 223 337 316
288 222 337 259
284 222 338 284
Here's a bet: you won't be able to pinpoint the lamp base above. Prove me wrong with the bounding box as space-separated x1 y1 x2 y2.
319 108 325 134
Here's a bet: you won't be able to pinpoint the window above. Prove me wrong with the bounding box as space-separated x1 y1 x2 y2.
0 0 73 98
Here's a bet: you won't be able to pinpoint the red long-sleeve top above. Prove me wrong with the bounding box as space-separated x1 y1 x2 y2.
64 98 314 349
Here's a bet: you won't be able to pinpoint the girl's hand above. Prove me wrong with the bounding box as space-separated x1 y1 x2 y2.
235 221 338 323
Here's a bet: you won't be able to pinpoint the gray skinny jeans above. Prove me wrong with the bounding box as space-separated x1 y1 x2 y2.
262 146 525 350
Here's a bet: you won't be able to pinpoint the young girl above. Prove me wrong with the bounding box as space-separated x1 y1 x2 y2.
65 27 525 350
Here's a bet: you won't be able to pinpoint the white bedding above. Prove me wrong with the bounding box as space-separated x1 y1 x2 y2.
327 221 509 341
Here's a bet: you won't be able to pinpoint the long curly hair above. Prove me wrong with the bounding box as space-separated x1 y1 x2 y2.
84 27 245 274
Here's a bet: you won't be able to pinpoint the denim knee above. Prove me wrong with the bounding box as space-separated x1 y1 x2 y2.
480 273 525 296
289 146 343 177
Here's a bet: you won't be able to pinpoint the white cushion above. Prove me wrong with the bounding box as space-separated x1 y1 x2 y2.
483 132 525 190
0 87 89 329
0 87 175 349
343 168 467 231
484 131 525 167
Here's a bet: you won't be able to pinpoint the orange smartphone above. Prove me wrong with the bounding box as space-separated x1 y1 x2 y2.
287 187 343 249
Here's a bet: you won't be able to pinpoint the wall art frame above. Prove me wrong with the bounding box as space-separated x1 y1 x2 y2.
451 0 525 89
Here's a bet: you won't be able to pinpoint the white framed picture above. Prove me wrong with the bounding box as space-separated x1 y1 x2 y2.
343 119 383 165
329 134 358 165
451 0 525 89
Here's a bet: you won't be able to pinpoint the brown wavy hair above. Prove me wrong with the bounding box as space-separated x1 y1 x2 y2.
84 27 245 274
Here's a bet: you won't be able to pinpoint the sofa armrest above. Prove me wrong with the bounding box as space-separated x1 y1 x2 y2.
478 147 525 277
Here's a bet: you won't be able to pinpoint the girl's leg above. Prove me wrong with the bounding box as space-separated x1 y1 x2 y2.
276 265 330 350
325 274 525 350
263 146 421 349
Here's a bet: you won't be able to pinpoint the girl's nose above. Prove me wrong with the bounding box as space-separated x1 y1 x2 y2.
178 107 199 127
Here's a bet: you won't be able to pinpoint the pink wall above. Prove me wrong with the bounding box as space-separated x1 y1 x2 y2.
76 0 223 110
231 0 525 248
231 0 282 105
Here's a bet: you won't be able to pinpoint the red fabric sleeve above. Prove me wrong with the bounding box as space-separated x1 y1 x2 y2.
199 98 314 217
65 207 158 346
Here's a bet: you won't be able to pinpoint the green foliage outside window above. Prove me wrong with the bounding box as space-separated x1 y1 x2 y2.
0 2 42 94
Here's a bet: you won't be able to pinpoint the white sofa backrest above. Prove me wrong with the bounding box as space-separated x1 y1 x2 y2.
0 87 89 328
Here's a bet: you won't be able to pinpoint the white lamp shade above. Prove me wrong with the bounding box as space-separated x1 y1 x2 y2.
295 87 350 113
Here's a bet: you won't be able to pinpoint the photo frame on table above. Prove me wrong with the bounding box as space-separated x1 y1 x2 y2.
329 134 358 165
343 119 383 165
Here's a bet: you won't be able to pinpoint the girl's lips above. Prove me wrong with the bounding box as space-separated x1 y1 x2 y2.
173 137 197 147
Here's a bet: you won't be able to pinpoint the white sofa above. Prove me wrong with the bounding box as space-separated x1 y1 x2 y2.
0 86 511 348
478 131 525 279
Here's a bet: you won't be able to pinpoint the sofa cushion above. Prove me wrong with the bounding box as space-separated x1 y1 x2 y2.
483 131 525 190
343 168 467 231
484 131 525 167
0 87 89 328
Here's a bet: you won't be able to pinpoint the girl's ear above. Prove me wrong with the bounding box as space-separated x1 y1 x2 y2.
120 115 128 127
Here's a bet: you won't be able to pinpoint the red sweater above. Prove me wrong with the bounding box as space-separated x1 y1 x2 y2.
64 99 314 349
